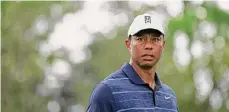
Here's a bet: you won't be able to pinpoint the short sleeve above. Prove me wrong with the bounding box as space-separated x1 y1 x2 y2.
87 83 115 112
170 88 178 111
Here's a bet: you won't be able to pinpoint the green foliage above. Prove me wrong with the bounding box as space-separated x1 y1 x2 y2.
2 2 53 112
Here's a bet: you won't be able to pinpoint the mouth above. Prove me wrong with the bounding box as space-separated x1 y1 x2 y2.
141 54 154 61
142 54 154 57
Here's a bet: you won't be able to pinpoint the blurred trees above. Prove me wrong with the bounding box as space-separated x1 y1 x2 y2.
2 2 51 112
1 1 78 112
2 1 229 112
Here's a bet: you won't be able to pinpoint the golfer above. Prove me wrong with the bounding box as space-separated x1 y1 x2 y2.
87 13 178 112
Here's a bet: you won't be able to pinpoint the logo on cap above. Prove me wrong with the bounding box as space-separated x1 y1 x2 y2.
144 16 151 23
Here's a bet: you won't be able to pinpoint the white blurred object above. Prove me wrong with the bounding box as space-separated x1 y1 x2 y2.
174 31 190 50
48 100 61 112
50 4 63 19
190 40 204 59
45 75 63 88
173 49 191 68
165 1 184 17
69 48 87 64
203 40 214 55
128 1 143 11
114 12 129 27
199 21 217 39
81 1 115 34
36 84 50 96
190 0 204 6
48 13 93 51
104 29 117 40
194 68 213 102
33 15 49 36
70 104 85 112
47 0 131 65
52 59 71 80
209 89 223 110
142 0 162 6
196 6 207 20
217 0 229 13
39 41 53 57
173 31 191 68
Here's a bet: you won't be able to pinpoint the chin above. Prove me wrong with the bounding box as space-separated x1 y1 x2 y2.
141 61 154 65
141 63 153 67
139 62 154 70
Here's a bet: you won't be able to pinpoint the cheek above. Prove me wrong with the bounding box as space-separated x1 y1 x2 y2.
130 44 141 58
154 46 164 56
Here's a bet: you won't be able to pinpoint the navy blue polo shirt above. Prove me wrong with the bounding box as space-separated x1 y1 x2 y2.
87 62 178 112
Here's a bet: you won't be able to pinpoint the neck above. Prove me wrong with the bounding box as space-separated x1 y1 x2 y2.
129 60 156 89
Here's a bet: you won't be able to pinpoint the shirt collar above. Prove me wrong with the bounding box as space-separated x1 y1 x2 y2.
121 62 162 89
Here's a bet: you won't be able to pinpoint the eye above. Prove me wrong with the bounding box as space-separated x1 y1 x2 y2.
152 37 161 42
137 38 143 41
136 37 144 41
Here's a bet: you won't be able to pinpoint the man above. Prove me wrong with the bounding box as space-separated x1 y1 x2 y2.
87 13 178 112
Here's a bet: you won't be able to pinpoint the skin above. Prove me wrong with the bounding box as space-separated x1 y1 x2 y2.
125 29 165 89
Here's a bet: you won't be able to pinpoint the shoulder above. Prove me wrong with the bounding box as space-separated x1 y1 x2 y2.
90 70 126 100
102 70 129 85
104 70 126 80
89 83 113 103
87 83 116 111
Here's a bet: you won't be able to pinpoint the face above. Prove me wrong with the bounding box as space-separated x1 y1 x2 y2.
125 30 165 70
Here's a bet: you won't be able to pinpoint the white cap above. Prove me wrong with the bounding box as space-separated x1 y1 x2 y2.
128 13 165 36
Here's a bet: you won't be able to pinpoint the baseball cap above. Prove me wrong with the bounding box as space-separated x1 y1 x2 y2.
128 13 165 37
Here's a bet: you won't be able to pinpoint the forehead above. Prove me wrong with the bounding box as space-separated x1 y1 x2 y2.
133 29 163 37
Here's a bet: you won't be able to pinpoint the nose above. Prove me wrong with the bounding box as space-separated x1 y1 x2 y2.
144 41 153 50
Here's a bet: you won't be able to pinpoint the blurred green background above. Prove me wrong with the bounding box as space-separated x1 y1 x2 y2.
2 1 229 112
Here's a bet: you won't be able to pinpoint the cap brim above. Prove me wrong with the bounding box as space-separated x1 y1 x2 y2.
132 28 164 36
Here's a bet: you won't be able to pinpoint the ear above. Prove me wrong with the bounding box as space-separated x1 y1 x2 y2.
160 34 166 48
125 39 131 52
163 40 165 46
162 40 165 49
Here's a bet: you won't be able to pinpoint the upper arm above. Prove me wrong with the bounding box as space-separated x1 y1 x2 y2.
87 83 115 112
170 88 178 111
